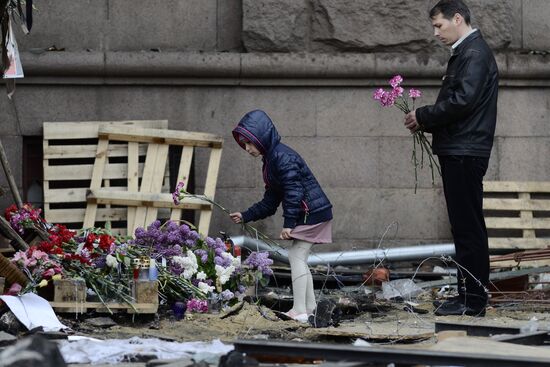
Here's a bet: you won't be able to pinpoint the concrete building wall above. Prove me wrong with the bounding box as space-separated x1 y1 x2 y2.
1 0 549 250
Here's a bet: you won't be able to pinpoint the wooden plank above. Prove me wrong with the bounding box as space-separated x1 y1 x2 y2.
98 127 223 148
45 208 128 224
485 217 550 230
126 142 139 234
49 301 158 314
198 147 222 235
43 120 168 140
131 144 160 233
519 192 536 238
88 190 210 210
484 181 550 193
170 146 194 221
484 198 550 211
488 237 550 249
144 144 169 226
43 144 148 159
83 138 110 229
491 259 550 268
44 162 145 181
44 187 128 204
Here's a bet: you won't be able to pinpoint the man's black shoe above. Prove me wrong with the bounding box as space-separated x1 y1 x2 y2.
434 301 486 317
432 295 462 308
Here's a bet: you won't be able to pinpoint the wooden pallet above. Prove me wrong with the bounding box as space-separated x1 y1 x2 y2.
484 181 550 267
48 279 158 314
43 120 169 234
83 127 223 236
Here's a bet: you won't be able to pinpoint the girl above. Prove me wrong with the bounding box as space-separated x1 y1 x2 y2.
229 110 333 323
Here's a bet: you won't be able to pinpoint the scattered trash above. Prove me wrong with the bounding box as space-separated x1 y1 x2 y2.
520 317 539 334
379 279 423 301
0 293 67 332
0 335 67 367
58 336 233 364
309 299 342 328
363 267 390 286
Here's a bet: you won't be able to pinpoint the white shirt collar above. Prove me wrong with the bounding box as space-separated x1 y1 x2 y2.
451 28 478 54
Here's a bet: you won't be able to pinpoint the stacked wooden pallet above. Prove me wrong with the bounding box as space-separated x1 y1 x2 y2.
43 120 223 236
484 181 550 267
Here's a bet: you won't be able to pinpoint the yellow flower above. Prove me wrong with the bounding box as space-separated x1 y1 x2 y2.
52 274 62 281
38 279 49 288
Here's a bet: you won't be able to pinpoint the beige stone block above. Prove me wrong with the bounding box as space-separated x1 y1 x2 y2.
316 88 382 137
379 136 443 190
377 188 447 241
17 0 107 51
217 0 243 51
523 0 550 51
285 137 379 188
107 0 217 51
243 0 309 52
496 88 550 137
497 137 550 181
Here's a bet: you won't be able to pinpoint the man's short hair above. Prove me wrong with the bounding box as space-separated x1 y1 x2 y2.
430 0 471 25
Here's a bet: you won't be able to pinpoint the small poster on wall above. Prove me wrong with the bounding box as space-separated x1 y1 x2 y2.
3 21 24 79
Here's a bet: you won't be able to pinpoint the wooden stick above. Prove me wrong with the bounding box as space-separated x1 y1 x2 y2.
0 216 28 251
0 138 22 208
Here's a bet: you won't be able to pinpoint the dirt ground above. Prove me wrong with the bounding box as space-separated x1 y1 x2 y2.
60 298 550 345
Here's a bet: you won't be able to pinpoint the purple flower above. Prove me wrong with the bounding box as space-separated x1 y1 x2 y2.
186 298 208 313
243 251 274 276
220 289 234 301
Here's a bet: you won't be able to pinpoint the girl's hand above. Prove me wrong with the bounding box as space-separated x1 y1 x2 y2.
280 228 292 240
229 212 243 224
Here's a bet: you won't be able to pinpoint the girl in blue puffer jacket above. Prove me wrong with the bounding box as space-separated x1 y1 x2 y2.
230 110 333 322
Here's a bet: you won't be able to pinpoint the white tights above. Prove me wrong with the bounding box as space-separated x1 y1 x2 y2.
287 240 316 314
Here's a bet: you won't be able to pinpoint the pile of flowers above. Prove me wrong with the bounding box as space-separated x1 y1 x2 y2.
132 219 273 305
373 75 440 191
5 203 274 311
5 203 46 235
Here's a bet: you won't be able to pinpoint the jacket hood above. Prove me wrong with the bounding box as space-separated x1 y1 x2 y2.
232 110 281 155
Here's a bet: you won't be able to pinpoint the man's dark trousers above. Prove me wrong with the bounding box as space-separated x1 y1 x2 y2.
439 155 490 307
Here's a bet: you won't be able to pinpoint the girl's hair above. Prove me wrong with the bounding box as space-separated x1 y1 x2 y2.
238 135 250 144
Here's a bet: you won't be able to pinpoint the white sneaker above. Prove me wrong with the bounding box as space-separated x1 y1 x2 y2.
283 310 309 323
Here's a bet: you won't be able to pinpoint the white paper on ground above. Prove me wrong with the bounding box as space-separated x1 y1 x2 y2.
58 337 233 364
0 293 68 332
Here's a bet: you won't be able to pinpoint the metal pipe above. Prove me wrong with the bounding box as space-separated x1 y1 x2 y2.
232 236 455 266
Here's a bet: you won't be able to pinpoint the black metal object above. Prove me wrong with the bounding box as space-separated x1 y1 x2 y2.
233 339 550 367
492 331 550 346
435 320 521 337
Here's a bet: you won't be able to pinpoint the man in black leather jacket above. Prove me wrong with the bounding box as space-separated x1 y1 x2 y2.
404 0 498 317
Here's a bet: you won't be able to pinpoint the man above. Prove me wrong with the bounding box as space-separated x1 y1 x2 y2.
404 0 498 317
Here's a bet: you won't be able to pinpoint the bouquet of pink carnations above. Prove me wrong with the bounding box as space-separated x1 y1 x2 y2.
373 75 440 191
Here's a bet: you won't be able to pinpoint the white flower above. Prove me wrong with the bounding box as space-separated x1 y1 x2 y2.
198 281 215 294
215 264 235 285
171 250 198 279
196 271 207 281
105 254 118 268
222 251 241 268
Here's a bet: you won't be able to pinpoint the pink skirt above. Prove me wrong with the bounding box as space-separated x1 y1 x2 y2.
290 220 332 244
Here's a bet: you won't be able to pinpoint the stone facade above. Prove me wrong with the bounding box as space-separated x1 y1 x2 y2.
1 0 549 250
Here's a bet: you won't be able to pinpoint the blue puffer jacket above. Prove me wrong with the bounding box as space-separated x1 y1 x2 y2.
232 110 333 229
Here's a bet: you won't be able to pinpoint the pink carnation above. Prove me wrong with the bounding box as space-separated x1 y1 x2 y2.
373 88 385 101
409 88 422 99
389 75 403 88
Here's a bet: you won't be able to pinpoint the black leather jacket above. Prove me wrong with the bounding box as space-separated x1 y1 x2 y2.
416 31 499 157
